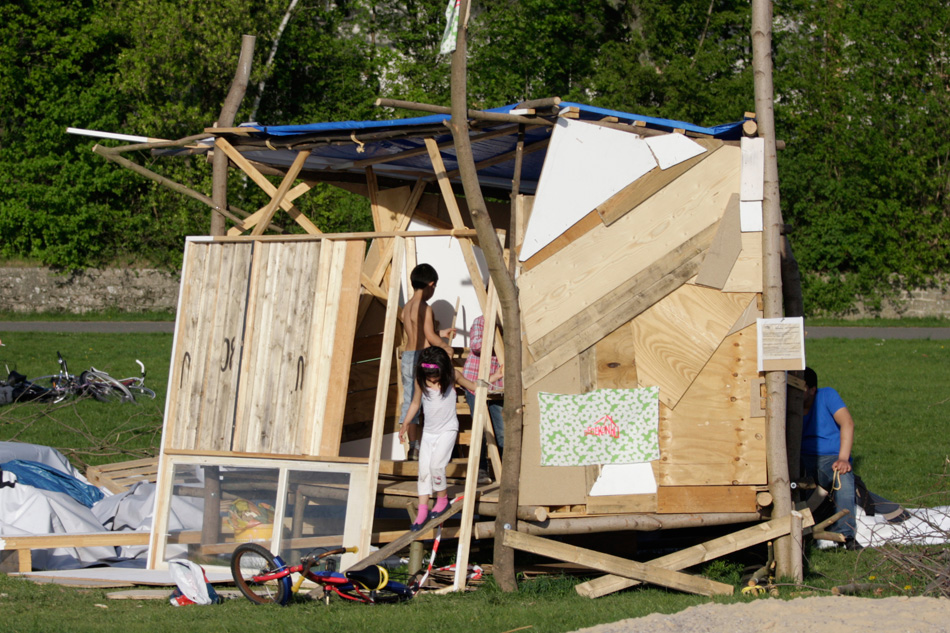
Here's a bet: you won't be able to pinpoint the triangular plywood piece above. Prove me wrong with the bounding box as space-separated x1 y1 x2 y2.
694 194 742 289
656 324 765 486
632 284 754 409
727 295 761 337
520 118 657 260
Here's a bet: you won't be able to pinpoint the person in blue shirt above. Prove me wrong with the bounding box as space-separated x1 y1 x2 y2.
801 366 862 550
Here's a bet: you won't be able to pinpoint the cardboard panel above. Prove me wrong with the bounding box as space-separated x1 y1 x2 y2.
518 355 588 506
722 232 763 293
632 285 755 409
656 325 766 486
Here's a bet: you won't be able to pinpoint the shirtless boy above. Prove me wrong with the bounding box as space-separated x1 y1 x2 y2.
400 263 455 460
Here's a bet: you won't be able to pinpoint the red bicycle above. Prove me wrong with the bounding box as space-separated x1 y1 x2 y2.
230 543 414 606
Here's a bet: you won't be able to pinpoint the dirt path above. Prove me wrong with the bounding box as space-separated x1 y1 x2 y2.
573 595 950 633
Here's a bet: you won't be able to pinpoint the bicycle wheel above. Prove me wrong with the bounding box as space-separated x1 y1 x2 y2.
370 580 414 603
231 543 292 605
29 375 73 404
82 371 135 404
124 385 156 399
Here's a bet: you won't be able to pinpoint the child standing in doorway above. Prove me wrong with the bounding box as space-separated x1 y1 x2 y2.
400 263 455 461
398 346 502 530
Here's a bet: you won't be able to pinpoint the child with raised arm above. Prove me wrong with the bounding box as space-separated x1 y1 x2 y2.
398 346 502 531
399 264 455 460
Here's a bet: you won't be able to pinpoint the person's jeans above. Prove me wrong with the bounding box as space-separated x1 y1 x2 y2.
802 453 856 539
400 351 420 426
463 390 504 452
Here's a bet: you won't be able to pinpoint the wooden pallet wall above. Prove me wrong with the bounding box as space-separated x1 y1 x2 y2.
164 238 363 458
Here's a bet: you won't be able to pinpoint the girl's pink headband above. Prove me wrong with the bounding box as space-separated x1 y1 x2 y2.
421 362 439 369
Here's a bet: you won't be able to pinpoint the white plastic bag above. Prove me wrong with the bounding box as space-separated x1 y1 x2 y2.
168 559 220 606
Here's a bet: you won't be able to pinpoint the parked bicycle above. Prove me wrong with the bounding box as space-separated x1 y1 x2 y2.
230 544 414 606
2 352 153 404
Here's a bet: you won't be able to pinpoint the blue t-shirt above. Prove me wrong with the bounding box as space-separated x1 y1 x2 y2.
801 387 847 456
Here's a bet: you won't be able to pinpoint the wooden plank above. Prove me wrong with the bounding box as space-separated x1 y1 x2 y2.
721 231 763 292
317 241 365 456
740 136 764 201
694 194 742 290
632 285 754 409
585 493 657 515
596 139 724 226
519 144 740 348
575 509 813 598
452 282 499 591
657 486 757 514
85 457 158 494
522 226 714 389
217 138 319 235
250 149 310 236
423 138 489 311
502 530 733 597
657 325 765 486
520 209 602 272
353 497 466 569
357 237 405 556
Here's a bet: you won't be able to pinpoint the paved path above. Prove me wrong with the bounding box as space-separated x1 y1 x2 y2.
2 322 949 338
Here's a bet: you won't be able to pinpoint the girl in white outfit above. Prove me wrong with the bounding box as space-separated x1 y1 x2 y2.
398 346 502 530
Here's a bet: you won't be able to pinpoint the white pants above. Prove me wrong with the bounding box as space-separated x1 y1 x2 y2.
417 429 457 496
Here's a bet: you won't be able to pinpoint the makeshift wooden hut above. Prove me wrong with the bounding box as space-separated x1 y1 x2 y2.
93 98 809 597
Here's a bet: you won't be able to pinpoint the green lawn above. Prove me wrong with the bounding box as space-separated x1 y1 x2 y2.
1 330 947 632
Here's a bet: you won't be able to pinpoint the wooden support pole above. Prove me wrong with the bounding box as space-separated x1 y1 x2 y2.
503 529 734 597
375 98 554 127
212 34 256 236
753 0 799 582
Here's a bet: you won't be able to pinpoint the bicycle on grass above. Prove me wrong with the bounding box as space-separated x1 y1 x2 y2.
230 543 414 606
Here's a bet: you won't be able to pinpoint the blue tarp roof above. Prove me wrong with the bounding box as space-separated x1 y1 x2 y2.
227 103 746 195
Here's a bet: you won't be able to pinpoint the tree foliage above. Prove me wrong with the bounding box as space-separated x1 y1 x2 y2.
2 0 948 314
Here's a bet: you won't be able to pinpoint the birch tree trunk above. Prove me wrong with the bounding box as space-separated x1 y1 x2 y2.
448 0 523 591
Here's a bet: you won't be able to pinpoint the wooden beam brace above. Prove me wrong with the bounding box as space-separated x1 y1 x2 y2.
502 529 734 597
250 149 310 236
215 137 320 235
575 509 813 598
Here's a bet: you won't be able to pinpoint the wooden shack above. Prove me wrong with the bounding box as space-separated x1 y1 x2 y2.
96 100 807 596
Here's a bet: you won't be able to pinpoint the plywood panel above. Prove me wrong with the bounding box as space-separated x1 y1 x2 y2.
633 285 754 409
721 232 763 293
656 325 766 486
518 355 588 506
656 485 757 514
594 322 638 390
519 145 740 348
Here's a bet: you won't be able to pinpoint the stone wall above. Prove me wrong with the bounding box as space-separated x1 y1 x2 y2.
0 267 180 314
1 267 949 318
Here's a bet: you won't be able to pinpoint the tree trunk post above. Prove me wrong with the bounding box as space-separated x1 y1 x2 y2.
211 34 256 236
447 0 523 592
752 0 801 582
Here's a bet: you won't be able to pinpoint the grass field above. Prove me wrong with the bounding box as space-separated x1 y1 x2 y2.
1 330 947 632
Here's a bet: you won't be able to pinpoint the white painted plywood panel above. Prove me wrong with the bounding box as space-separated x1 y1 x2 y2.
520 118 657 261
645 133 707 170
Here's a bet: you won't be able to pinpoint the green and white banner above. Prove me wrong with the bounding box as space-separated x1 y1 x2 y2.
538 387 660 466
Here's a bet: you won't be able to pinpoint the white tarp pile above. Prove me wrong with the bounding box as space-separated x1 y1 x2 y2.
0 441 202 571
